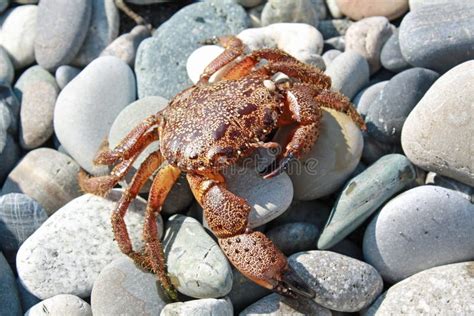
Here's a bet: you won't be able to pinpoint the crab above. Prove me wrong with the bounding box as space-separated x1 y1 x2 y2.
79 35 366 301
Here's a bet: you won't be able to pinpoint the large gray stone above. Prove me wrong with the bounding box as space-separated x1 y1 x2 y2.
267 222 319 255
161 298 233 316
335 0 408 21
25 295 92 316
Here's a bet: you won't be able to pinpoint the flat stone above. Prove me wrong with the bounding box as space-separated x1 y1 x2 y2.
364 262 474 315
240 293 331 316
380 29 410 73
136 1 248 99
100 25 150 67
345 16 394 74
363 186 474 283
163 215 233 298
336 0 408 21
228 268 270 313
0 5 37 69
25 295 92 316
325 51 369 99
54 56 136 175
72 0 119 66
34 0 91 70
366 67 439 144
318 154 416 249
268 222 319 255
261 0 319 27
401 61 473 186
399 3 474 73
17 190 163 299
2 148 81 215
14 65 59 149
352 81 388 119
317 19 352 39
0 46 14 84
290 108 363 200
55 65 81 90
161 297 233 316
0 252 22 316
289 251 383 312
91 257 167 316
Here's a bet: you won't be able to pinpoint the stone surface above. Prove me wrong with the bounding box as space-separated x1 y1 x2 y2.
268 222 319 255
366 67 439 144
0 0 8 12
72 0 119 66
240 293 331 316
328 239 363 260
325 51 369 99
16 278 41 313
55 65 81 90
425 172 473 202
270 200 331 230
0 134 20 185
0 46 14 84
345 16 394 74
54 56 136 175
261 0 319 27
336 0 408 20
361 134 402 165
228 268 270 313
16 191 163 299
2 148 81 215
161 297 233 316
324 36 345 52
91 257 167 316
353 81 387 119
136 1 248 99
325 0 342 18
186 45 224 84
401 61 473 186
380 29 410 73
318 154 416 249
365 262 474 315
35 0 92 70
0 5 37 69
399 3 474 73
25 295 92 316
0 252 22 316
321 49 341 68
318 19 352 39
100 25 150 66
163 215 233 298
14 65 59 149
408 0 465 10
290 108 363 200
364 185 474 283
289 251 383 312
237 0 264 8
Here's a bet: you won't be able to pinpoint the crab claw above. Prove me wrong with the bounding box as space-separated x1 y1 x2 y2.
261 153 294 179
274 266 315 299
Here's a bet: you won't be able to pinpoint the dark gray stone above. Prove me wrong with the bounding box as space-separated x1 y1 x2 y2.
136 0 249 99
16 278 41 313
380 29 410 73
268 222 319 255
228 268 270 313
361 133 402 165
366 67 439 144
0 135 20 186
269 200 331 231
352 81 388 119
161 298 233 316
25 294 92 316
0 83 20 135
261 0 319 27
318 19 352 39
399 3 474 73
0 252 22 316
55 65 81 90
0 46 14 84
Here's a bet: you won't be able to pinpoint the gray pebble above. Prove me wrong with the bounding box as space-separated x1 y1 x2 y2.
318 19 352 39
380 29 410 73
25 295 92 316
352 81 388 119
425 172 473 202
228 268 270 313
408 0 465 10
0 252 22 316
0 135 20 186
0 0 8 12
268 222 319 255
0 46 14 84
324 35 345 51
361 133 402 165
55 65 81 90
325 51 369 99
161 297 233 316
35 0 92 70
0 83 19 140
91 257 168 316
326 0 342 18
248 3 264 27
321 49 341 68
261 0 319 27
236 0 264 8
1 148 81 215
328 239 363 261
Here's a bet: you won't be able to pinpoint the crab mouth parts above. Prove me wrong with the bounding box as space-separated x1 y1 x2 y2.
273 268 315 300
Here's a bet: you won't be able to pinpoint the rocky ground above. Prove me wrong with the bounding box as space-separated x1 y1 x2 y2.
0 0 473 315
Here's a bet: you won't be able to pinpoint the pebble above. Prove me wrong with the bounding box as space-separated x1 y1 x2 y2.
425 172 473 202
0 84 18 136
186 45 224 84
261 0 319 27
0 134 20 185
321 49 341 68
399 3 474 73
325 51 369 99
408 0 464 10
236 0 264 8
0 0 8 12
136 1 248 99
324 35 345 51
161 297 233 316
380 29 410 73
336 0 408 21
72 0 119 66
0 193 48 264
365 262 474 315
54 56 136 175
317 19 352 39
0 252 22 316
14 65 59 149
16 190 163 299
16 278 41 313
318 154 416 249
1 148 81 215
326 0 342 18
125 0 174 4
0 4 38 69
352 81 387 119
361 134 402 165
91 257 167 316
25 295 92 316
269 200 331 230
363 185 474 283
228 268 270 313
268 222 319 255
401 61 473 186
163 215 233 298
290 108 363 200
366 68 439 144
345 17 394 74
240 293 331 316
100 25 150 67
34 0 92 70
289 251 383 312
328 239 363 260
248 4 264 27
0 46 14 84
55 65 81 90
224 165 293 228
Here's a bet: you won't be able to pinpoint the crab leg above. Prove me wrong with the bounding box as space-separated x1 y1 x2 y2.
187 172 315 299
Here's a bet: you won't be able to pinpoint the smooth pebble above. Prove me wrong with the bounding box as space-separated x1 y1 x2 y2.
268 222 319 255
0 252 22 316
352 81 387 119
261 0 319 27
0 46 14 84
317 19 352 39
161 298 233 316
380 29 411 73
55 65 81 90
25 295 92 316
335 0 408 20
228 268 270 313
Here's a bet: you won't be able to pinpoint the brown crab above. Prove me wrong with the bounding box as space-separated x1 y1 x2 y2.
80 36 366 301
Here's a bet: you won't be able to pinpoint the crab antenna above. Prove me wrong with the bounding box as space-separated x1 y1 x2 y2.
114 0 154 32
